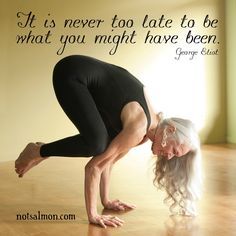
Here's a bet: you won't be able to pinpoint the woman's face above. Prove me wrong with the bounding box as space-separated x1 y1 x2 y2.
152 127 191 160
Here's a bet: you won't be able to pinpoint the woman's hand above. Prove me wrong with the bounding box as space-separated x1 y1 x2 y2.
89 214 124 228
103 199 136 211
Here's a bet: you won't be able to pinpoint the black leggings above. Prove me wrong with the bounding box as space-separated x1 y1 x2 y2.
40 59 110 158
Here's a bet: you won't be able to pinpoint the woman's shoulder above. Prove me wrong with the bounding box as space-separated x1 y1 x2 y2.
120 101 147 134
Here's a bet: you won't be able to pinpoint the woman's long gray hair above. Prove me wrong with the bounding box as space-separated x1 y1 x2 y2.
153 117 202 216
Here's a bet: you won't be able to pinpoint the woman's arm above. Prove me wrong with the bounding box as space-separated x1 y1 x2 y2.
99 162 114 207
84 125 145 228
99 151 136 211
100 151 128 206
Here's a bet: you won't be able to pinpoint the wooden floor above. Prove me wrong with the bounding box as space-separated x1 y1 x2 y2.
0 144 236 236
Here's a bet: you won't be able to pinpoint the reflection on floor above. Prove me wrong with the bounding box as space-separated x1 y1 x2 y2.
0 144 236 236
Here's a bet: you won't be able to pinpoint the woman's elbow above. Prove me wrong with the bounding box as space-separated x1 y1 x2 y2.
85 163 102 177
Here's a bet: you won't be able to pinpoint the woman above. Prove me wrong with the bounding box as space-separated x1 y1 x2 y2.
15 55 202 228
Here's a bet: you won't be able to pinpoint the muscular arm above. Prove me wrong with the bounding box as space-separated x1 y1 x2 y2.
99 164 112 207
99 151 129 207
84 125 145 227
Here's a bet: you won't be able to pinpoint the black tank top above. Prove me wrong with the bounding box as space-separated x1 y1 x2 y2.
56 55 151 139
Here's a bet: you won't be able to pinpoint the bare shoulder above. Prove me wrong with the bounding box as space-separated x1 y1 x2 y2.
120 101 147 134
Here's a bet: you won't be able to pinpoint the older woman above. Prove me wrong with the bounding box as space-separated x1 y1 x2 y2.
15 55 202 228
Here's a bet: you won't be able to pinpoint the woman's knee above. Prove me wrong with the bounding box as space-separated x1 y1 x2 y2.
88 134 110 156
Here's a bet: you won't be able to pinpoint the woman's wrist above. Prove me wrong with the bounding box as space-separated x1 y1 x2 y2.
102 199 110 207
87 209 99 220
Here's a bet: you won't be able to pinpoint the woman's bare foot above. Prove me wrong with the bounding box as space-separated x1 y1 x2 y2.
15 142 48 178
